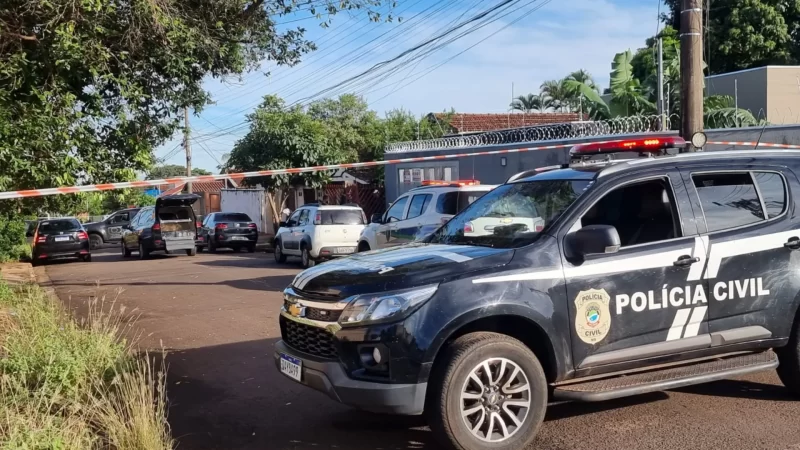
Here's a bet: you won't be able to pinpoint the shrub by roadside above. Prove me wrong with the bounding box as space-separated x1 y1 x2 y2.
0 216 29 262
0 281 173 449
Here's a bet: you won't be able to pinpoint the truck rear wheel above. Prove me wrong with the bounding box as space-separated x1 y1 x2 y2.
427 332 547 450
89 234 103 250
777 317 800 396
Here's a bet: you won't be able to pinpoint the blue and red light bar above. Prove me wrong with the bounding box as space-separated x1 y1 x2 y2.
570 136 686 156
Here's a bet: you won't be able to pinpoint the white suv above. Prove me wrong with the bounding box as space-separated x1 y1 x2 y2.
358 182 497 252
273 204 367 268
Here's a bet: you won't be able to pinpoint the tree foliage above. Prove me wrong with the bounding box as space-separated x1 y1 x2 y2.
147 165 211 180
608 50 655 117
662 0 800 74
0 0 393 216
704 95 763 128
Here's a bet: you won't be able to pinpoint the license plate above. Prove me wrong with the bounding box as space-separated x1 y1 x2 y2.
336 247 355 254
232 236 248 241
54 236 69 242
280 353 302 381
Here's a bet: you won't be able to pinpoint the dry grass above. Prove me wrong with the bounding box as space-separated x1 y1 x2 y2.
0 281 173 449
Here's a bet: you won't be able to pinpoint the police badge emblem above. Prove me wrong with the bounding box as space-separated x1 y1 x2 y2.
574 288 611 345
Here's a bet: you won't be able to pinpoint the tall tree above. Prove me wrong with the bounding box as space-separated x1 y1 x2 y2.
224 96 347 229
147 165 211 180
662 0 800 74
307 94 380 162
0 0 392 215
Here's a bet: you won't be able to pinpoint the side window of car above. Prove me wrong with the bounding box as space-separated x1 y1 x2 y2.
204 214 214 227
140 209 155 228
692 172 786 233
753 172 787 219
386 196 409 222
406 194 432 220
581 177 680 247
298 209 310 226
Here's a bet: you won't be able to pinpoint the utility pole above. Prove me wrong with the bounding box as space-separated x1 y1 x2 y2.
680 0 704 152
657 37 665 130
184 107 192 193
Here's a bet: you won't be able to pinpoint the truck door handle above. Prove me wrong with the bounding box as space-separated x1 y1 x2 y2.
784 237 800 249
673 255 700 267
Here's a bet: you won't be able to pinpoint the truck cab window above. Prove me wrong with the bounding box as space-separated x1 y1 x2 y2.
582 178 679 247
693 173 764 232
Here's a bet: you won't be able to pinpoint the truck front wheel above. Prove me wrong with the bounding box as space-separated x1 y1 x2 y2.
427 332 547 450
777 317 800 396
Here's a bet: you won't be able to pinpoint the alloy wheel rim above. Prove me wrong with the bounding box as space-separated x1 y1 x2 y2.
459 357 531 443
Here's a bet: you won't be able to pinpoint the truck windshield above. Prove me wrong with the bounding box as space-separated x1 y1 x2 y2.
427 180 591 248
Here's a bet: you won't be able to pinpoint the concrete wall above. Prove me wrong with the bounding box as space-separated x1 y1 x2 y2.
706 67 768 119
767 67 800 124
384 125 800 205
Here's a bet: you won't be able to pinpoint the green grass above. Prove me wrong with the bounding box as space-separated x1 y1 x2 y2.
0 282 173 449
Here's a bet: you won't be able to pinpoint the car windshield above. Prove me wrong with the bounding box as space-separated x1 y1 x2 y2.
320 209 365 225
38 219 81 234
427 180 592 248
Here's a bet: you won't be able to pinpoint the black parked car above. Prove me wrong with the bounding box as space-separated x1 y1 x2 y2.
32 218 91 265
83 208 141 249
197 212 258 253
121 195 199 259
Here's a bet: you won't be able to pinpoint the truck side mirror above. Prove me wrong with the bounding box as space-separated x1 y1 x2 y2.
569 225 621 257
370 213 383 224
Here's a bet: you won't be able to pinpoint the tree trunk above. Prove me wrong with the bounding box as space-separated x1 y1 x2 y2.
267 189 288 232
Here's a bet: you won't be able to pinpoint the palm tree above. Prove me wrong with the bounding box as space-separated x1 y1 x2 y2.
540 79 572 112
563 69 608 118
510 94 552 113
566 70 598 92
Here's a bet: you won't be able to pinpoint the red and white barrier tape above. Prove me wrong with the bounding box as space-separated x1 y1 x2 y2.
707 141 800 149
0 140 611 200
1 139 798 200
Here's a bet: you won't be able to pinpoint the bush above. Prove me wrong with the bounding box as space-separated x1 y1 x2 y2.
0 215 27 262
0 283 173 449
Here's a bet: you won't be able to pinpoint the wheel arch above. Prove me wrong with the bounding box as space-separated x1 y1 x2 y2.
425 310 564 384
88 230 105 241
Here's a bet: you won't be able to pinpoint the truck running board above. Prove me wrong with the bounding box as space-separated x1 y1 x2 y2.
553 350 779 402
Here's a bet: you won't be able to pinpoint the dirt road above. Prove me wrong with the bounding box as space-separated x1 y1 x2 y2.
43 249 800 450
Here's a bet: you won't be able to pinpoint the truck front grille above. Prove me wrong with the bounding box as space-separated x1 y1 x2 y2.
280 317 338 359
283 300 342 322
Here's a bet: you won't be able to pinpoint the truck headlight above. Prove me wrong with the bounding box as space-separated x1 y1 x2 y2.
339 285 438 327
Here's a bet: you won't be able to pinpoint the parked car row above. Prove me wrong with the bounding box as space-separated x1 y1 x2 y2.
30 181 497 267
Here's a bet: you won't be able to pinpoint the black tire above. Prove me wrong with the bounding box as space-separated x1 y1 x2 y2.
121 242 132 258
358 241 371 252
208 240 217 253
427 332 548 450
82 254 92 263
274 240 287 263
138 242 149 260
777 316 800 396
196 245 204 253
186 247 197 256
301 246 315 268
246 244 256 253
89 234 103 250
31 258 40 267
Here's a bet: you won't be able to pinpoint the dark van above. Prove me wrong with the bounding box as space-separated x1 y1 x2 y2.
121 194 200 259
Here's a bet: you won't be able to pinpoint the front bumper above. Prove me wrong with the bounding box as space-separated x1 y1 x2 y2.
273 340 427 415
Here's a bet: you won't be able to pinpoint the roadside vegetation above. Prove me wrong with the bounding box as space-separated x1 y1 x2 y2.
0 281 172 449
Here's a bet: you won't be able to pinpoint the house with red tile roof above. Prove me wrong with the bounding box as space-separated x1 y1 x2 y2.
426 112 583 134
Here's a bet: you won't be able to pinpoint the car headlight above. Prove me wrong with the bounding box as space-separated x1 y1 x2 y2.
338 285 438 327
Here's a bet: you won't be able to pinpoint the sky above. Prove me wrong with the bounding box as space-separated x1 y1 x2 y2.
159 0 666 173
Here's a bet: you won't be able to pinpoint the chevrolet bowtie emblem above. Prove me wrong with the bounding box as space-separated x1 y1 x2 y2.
287 303 306 318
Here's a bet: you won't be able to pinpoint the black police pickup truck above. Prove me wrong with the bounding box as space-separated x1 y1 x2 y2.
275 136 800 450
83 207 141 249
